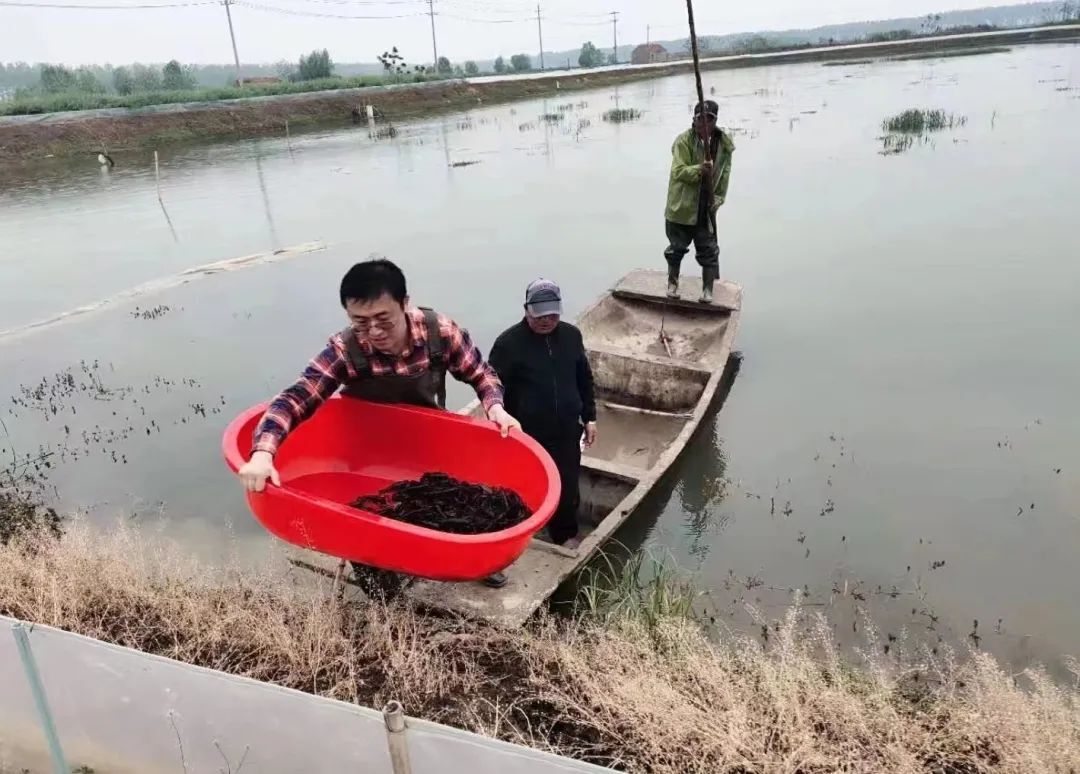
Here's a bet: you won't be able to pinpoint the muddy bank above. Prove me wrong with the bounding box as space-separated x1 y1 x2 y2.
0 69 667 164
1 24 1076 164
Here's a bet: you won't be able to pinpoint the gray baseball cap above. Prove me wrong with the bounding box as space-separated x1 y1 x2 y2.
694 99 719 119
524 278 562 317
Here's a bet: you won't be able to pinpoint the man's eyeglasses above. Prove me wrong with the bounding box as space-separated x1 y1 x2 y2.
351 315 396 334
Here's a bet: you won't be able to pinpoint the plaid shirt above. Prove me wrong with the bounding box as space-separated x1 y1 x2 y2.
252 308 504 456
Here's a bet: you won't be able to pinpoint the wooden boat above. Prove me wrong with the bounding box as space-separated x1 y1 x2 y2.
406 269 743 626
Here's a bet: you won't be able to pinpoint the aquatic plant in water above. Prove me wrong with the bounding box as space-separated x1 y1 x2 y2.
883 108 967 133
879 108 967 155
602 107 643 123
369 124 398 140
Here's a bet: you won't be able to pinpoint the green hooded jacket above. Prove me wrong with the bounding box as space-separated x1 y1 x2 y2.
664 127 735 226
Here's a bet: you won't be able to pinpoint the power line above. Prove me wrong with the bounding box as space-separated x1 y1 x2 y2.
233 0 421 17
438 0 531 9
0 0 216 8
267 0 425 5
441 0 608 19
439 10 526 22
544 6 609 17
541 16 607 26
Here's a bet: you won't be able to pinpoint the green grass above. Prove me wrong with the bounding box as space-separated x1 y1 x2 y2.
880 132 919 155
575 547 708 631
882 108 967 133
602 107 643 123
879 108 968 155
0 73 447 117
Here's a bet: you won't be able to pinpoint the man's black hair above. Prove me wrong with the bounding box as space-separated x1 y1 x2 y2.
339 259 407 307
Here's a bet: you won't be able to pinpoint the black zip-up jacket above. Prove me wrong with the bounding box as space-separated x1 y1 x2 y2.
488 320 596 441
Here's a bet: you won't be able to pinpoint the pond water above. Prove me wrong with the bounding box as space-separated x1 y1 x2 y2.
1 42 1078 673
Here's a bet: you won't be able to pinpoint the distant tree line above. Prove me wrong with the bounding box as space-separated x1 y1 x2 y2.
32 60 199 97
578 41 611 68
491 54 533 74
1054 0 1080 20
3 60 202 97
3 48 391 100
276 48 334 82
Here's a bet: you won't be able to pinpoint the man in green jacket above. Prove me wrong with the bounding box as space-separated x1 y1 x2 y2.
664 99 735 303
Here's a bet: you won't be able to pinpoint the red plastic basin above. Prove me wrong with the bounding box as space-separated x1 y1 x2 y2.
222 396 560 581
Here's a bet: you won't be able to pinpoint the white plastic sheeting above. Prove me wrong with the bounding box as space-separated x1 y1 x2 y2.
0 616 612 774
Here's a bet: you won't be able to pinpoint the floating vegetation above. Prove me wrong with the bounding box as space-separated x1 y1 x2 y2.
883 109 967 134
879 108 967 155
368 124 398 140
891 46 1011 63
449 160 481 168
822 58 874 67
880 133 919 155
556 103 576 112
602 108 643 123
132 304 172 321
538 112 564 123
4 361 221 496
518 121 537 131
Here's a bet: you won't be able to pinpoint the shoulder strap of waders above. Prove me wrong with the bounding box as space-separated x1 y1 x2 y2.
418 307 447 409
341 326 371 377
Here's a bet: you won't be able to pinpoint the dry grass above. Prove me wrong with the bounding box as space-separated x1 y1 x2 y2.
1 518 1078 773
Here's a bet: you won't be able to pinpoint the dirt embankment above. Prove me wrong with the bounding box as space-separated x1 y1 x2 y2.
1 514 1079 773
1 24 1077 164
0 68 676 164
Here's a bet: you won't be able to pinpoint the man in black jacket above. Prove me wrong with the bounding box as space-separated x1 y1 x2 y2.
489 279 597 547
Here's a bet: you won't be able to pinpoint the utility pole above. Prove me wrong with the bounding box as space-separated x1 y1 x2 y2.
223 0 242 85
647 24 650 46
427 0 439 72
536 4 545 71
610 10 619 64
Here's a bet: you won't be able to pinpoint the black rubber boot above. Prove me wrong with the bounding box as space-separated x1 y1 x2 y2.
666 265 680 299
700 266 717 304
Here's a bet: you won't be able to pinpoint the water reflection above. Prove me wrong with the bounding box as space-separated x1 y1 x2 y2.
253 150 280 250
677 417 731 564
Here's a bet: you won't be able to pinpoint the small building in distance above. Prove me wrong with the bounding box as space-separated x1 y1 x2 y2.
631 43 669 65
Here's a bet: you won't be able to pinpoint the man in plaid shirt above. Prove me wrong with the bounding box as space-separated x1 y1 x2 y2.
237 258 521 588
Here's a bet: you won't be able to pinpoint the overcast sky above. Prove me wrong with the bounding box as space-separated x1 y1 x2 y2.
1 0 1029 66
